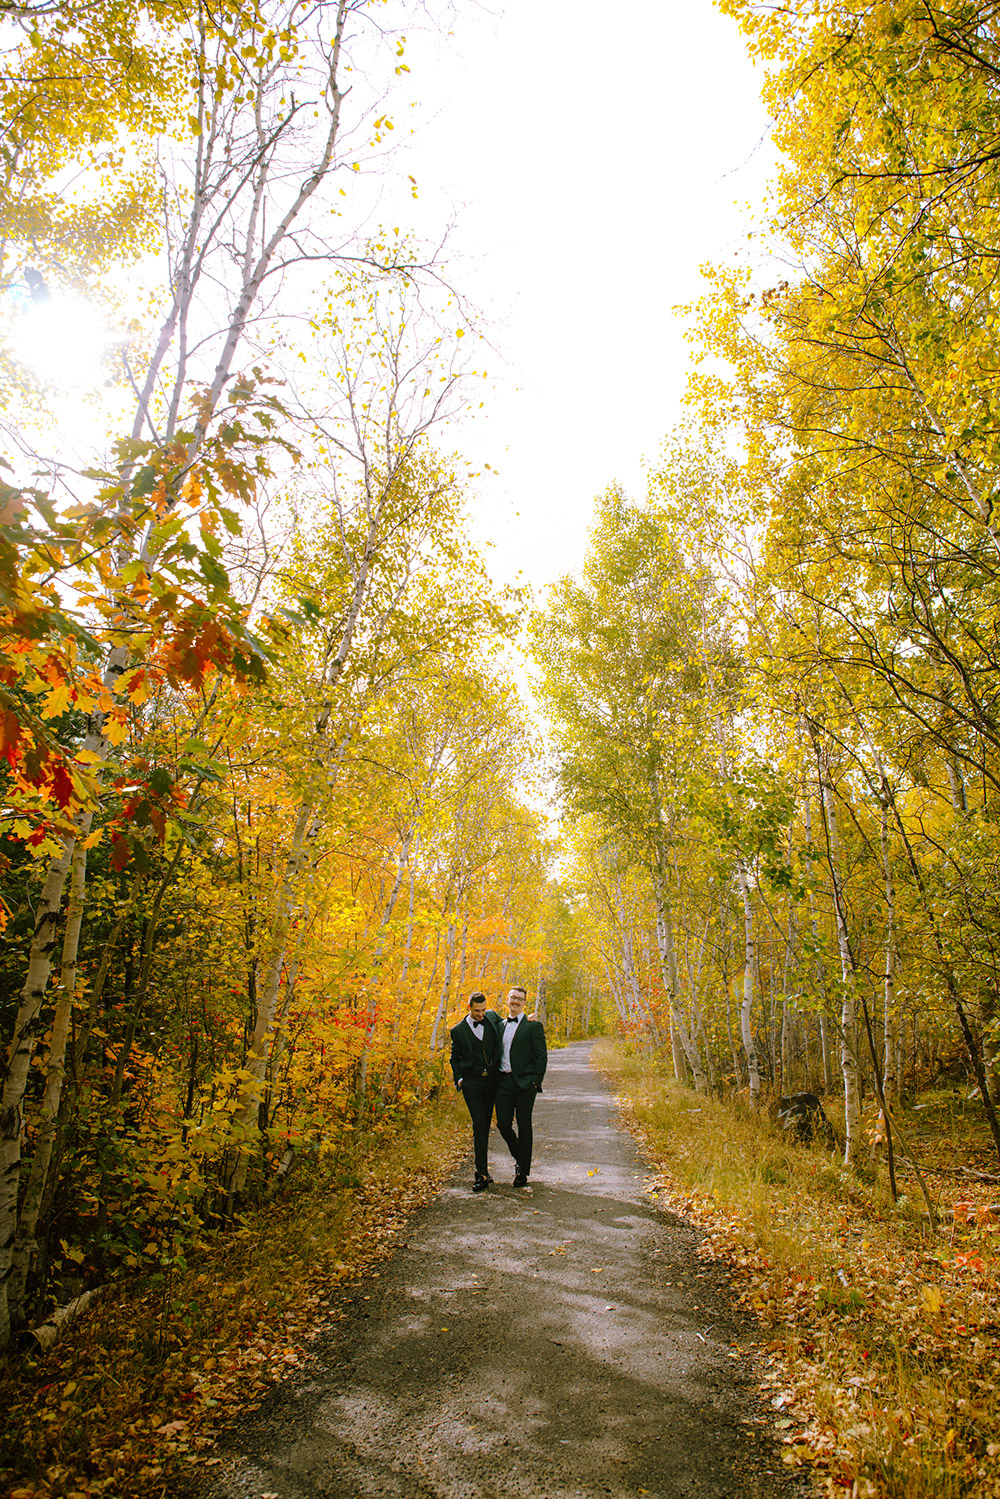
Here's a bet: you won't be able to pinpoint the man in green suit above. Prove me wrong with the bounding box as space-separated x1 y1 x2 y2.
449 992 502 1192
495 984 547 1187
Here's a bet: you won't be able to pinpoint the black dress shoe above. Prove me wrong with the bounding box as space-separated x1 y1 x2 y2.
473 1174 489 1192
512 1168 528 1188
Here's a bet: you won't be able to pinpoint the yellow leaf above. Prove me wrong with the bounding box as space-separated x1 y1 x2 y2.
104 714 128 747
41 683 71 718
125 669 152 705
920 1284 942 1317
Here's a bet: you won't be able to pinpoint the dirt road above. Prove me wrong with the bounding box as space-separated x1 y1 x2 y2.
203 1042 804 1498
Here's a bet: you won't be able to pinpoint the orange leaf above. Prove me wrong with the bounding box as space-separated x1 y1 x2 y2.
0 708 20 767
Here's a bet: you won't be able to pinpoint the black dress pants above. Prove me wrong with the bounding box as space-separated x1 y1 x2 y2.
495 1074 537 1174
461 1080 496 1177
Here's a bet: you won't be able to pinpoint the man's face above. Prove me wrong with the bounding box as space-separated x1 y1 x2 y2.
469 1000 487 1022
506 990 525 1017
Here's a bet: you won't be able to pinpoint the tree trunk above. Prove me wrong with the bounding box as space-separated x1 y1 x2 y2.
780 999 791 1096
400 830 419 984
228 798 314 1198
359 827 415 1105
604 960 629 1028
0 828 81 1345
670 1009 686 1081
803 786 834 1093
653 876 707 1090
812 734 861 1166
735 858 761 1105
413 926 442 1039
880 799 897 1107
9 838 88 1324
885 775 1000 1167
429 922 456 1052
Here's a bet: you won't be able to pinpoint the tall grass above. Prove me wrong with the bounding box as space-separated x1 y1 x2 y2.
595 1039 999 1499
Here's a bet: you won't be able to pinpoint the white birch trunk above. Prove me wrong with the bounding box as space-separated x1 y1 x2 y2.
456 914 469 996
400 829 419 984
228 798 314 1195
653 878 707 1090
816 740 861 1165
803 789 834 1092
735 858 761 1105
8 837 88 1322
359 827 415 1101
603 960 630 1028
0 825 82 1345
412 926 442 1039
945 757 969 813
780 1000 791 1095
669 1009 685 1080
429 922 456 1052
880 798 897 1106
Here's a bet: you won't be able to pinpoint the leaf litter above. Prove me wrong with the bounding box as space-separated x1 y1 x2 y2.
1 1111 466 1499
611 1079 1000 1499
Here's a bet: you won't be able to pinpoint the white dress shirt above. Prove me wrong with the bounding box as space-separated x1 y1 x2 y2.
500 1013 522 1072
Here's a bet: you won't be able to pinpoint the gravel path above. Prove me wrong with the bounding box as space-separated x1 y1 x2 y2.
203 1042 805 1499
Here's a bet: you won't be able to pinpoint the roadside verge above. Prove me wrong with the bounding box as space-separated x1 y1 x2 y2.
594 1039 1000 1499
2 1099 466 1499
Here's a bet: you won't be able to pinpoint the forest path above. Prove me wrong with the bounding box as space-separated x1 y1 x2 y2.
203 1042 805 1499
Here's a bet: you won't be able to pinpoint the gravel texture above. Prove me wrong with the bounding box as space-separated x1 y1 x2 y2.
200 1042 807 1499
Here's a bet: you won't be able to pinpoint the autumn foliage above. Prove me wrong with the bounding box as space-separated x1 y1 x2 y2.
0 0 581 1364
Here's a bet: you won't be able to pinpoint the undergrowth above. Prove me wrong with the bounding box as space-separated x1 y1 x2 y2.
1 1094 467 1499
595 1039 1000 1499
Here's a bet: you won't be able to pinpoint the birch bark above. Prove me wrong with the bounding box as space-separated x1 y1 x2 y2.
8 838 88 1324
0 829 79 1345
653 874 707 1090
735 858 762 1105
880 798 897 1107
812 734 861 1165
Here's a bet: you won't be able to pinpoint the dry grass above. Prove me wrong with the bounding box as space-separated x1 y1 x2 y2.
1 1094 467 1499
594 1039 1000 1499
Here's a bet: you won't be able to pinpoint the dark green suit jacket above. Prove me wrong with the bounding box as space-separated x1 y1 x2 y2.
501 1015 547 1091
449 1012 501 1087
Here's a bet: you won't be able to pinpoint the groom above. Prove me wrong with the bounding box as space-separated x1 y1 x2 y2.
450 992 502 1192
495 985 547 1187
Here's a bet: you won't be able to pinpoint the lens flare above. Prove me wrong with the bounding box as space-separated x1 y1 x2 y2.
11 297 111 388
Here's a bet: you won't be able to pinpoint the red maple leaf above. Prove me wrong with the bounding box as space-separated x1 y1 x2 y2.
0 708 21 768
110 834 131 873
49 761 75 809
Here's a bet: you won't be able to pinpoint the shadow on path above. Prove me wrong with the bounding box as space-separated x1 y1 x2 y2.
201 1042 808 1499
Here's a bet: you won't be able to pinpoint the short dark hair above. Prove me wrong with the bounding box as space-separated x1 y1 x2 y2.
509 984 527 997
469 992 487 1006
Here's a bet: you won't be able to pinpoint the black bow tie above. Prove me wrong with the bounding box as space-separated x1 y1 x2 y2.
506 1016 519 1024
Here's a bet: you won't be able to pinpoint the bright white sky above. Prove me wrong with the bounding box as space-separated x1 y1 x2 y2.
394 0 778 595
12 0 777 605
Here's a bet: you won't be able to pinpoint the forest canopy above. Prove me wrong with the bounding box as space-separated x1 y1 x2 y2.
6 0 1000 1421
0 0 588 1353
533 0 1000 1185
